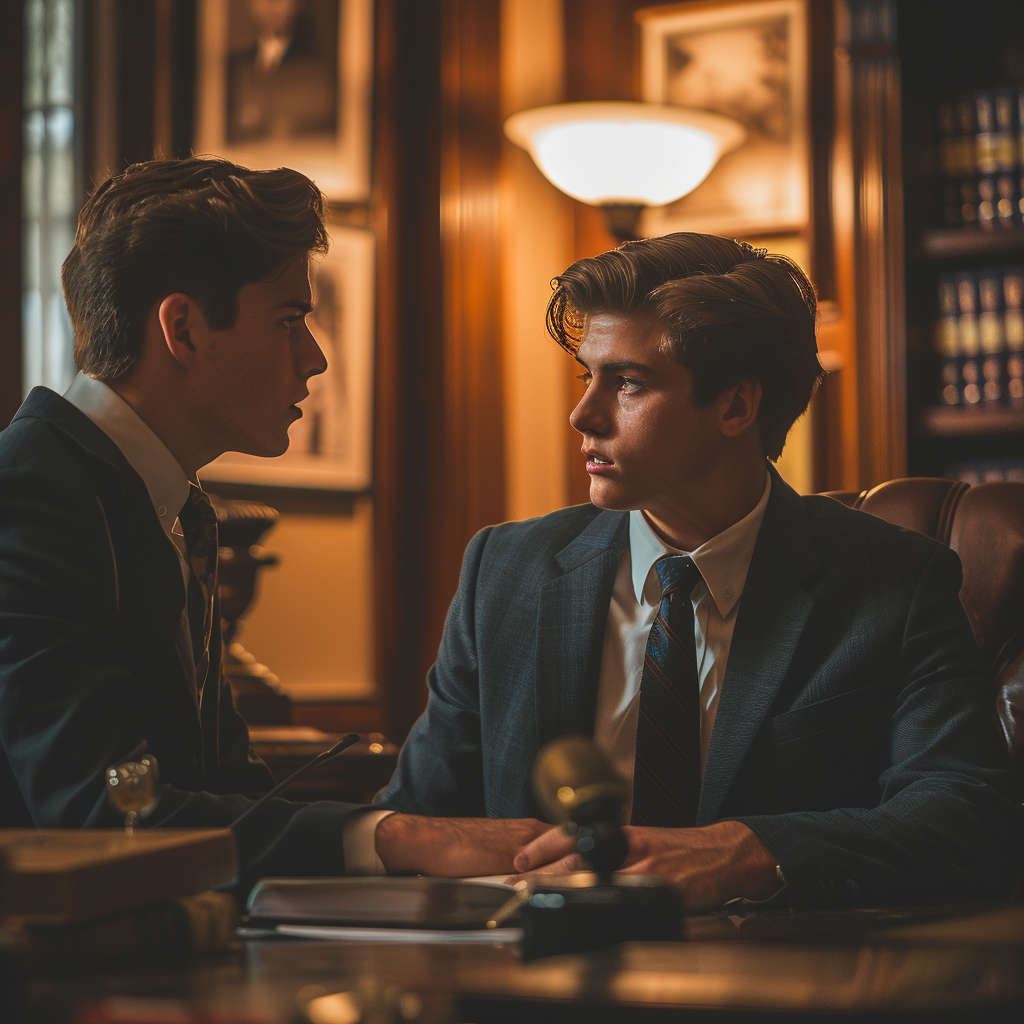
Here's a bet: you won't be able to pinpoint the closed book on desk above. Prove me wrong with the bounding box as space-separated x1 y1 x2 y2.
0 829 237 924
246 877 514 930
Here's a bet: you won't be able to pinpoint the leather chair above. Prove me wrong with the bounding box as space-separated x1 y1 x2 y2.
823 478 1024 770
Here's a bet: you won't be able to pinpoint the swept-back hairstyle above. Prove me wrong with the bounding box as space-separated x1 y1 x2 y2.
546 233 823 460
62 157 329 380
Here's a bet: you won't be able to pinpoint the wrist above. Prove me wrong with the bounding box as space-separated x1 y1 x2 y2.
375 811 415 874
715 820 781 901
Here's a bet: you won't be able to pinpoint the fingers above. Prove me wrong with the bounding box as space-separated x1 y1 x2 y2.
506 852 586 885
512 824 575 873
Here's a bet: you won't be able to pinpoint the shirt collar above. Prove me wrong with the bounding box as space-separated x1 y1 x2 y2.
64 373 192 534
628 471 772 618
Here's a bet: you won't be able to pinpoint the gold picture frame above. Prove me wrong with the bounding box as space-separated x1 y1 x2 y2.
638 0 809 237
194 0 373 201
202 223 376 491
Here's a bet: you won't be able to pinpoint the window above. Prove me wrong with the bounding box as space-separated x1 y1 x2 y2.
22 0 80 395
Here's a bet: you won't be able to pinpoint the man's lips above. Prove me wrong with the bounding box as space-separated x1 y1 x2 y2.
583 449 614 473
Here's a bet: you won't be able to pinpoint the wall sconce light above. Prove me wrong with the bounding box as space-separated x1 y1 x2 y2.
504 101 745 243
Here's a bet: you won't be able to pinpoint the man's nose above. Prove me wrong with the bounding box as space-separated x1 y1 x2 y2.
298 322 328 379
569 387 608 436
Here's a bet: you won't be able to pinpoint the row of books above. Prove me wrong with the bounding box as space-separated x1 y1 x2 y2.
943 459 1024 485
934 266 1024 406
937 89 1024 229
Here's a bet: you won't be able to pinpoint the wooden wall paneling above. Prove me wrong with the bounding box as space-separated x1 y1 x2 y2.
560 0 645 506
807 0 861 492
374 0 504 743
0 0 23 429
373 0 447 743
151 0 196 161
85 0 158 184
116 0 156 166
839 0 907 486
439 0 506 553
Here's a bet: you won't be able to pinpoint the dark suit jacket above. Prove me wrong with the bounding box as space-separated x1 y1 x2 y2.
378 466 1024 908
0 388 359 892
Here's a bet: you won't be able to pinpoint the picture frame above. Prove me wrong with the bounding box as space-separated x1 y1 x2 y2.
194 0 373 201
638 0 808 237
202 223 376 491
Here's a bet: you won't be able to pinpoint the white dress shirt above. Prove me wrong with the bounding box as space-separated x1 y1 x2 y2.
64 374 201 696
593 475 772 819
63 374 386 873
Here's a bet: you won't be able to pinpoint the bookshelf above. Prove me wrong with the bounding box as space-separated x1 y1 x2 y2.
898 0 1024 483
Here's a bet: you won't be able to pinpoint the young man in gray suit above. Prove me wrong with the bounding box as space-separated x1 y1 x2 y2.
0 157 543 891
377 234 1023 910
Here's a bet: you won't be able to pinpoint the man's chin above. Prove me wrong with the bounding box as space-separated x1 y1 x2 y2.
588 482 637 512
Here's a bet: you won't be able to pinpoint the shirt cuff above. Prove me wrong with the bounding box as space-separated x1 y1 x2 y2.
342 807 394 875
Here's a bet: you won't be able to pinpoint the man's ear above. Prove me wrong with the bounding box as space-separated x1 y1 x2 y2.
719 379 763 439
156 293 205 368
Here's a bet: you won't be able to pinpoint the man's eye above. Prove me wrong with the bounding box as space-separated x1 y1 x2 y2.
619 377 642 394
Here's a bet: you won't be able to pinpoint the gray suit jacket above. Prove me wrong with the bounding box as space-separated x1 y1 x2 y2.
378 467 1023 908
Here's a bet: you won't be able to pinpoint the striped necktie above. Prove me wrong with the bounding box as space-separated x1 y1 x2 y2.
630 554 703 828
177 483 219 695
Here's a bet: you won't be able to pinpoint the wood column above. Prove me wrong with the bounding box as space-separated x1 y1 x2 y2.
374 0 505 742
838 0 907 486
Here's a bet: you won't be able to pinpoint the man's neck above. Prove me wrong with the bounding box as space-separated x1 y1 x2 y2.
106 377 208 479
643 461 770 552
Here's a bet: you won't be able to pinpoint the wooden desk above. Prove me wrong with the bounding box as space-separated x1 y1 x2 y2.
19 904 1024 1023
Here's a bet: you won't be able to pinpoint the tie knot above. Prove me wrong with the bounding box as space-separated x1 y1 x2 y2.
655 554 699 600
178 484 218 554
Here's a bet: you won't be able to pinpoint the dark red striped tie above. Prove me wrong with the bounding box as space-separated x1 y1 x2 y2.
177 483 219 697
630 554 702 828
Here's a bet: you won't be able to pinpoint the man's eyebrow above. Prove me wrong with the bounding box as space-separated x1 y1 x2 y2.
575 357 657 374
274 298 314 314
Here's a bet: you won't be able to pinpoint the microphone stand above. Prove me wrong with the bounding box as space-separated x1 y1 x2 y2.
229 733 360 829
520 736 684 960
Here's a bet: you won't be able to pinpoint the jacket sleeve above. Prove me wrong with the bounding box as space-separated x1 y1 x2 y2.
0 457 361 894
734 543 1024 909
374 527 493 816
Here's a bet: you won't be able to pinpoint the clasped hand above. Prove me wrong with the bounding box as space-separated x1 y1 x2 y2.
507 819 780 912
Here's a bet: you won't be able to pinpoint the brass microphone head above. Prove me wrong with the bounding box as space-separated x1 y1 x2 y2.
532 735 630 826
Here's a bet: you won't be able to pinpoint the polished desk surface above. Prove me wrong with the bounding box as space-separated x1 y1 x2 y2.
21 903 1024 1023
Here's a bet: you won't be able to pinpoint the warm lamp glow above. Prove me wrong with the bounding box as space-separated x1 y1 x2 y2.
504 101 745 207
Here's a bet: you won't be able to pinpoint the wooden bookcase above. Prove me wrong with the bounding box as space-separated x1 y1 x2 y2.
897 0 1024 480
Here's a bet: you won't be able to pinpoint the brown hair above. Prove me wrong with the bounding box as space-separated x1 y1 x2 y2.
62 157 329 380
546 233 823 460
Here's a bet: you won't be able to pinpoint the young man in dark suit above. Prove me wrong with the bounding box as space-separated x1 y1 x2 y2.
0 157 544 891
377 233 1023 910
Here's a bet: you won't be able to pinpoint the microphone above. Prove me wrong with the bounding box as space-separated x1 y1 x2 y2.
532 735 629 875
521 735 683 960
229 733 360 829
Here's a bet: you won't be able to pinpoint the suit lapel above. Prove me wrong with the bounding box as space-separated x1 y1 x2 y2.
699 468 819 823
535 510 628 750
27 390 200 731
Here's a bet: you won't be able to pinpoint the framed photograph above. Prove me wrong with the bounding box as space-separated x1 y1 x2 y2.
194 0 373 201
638 0 808 237
203 224 376 491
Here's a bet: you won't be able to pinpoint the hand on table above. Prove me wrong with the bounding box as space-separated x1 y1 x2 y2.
374 813 551 877
508 819 780 913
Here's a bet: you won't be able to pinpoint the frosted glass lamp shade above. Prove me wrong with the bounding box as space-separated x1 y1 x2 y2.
504 101 745 207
